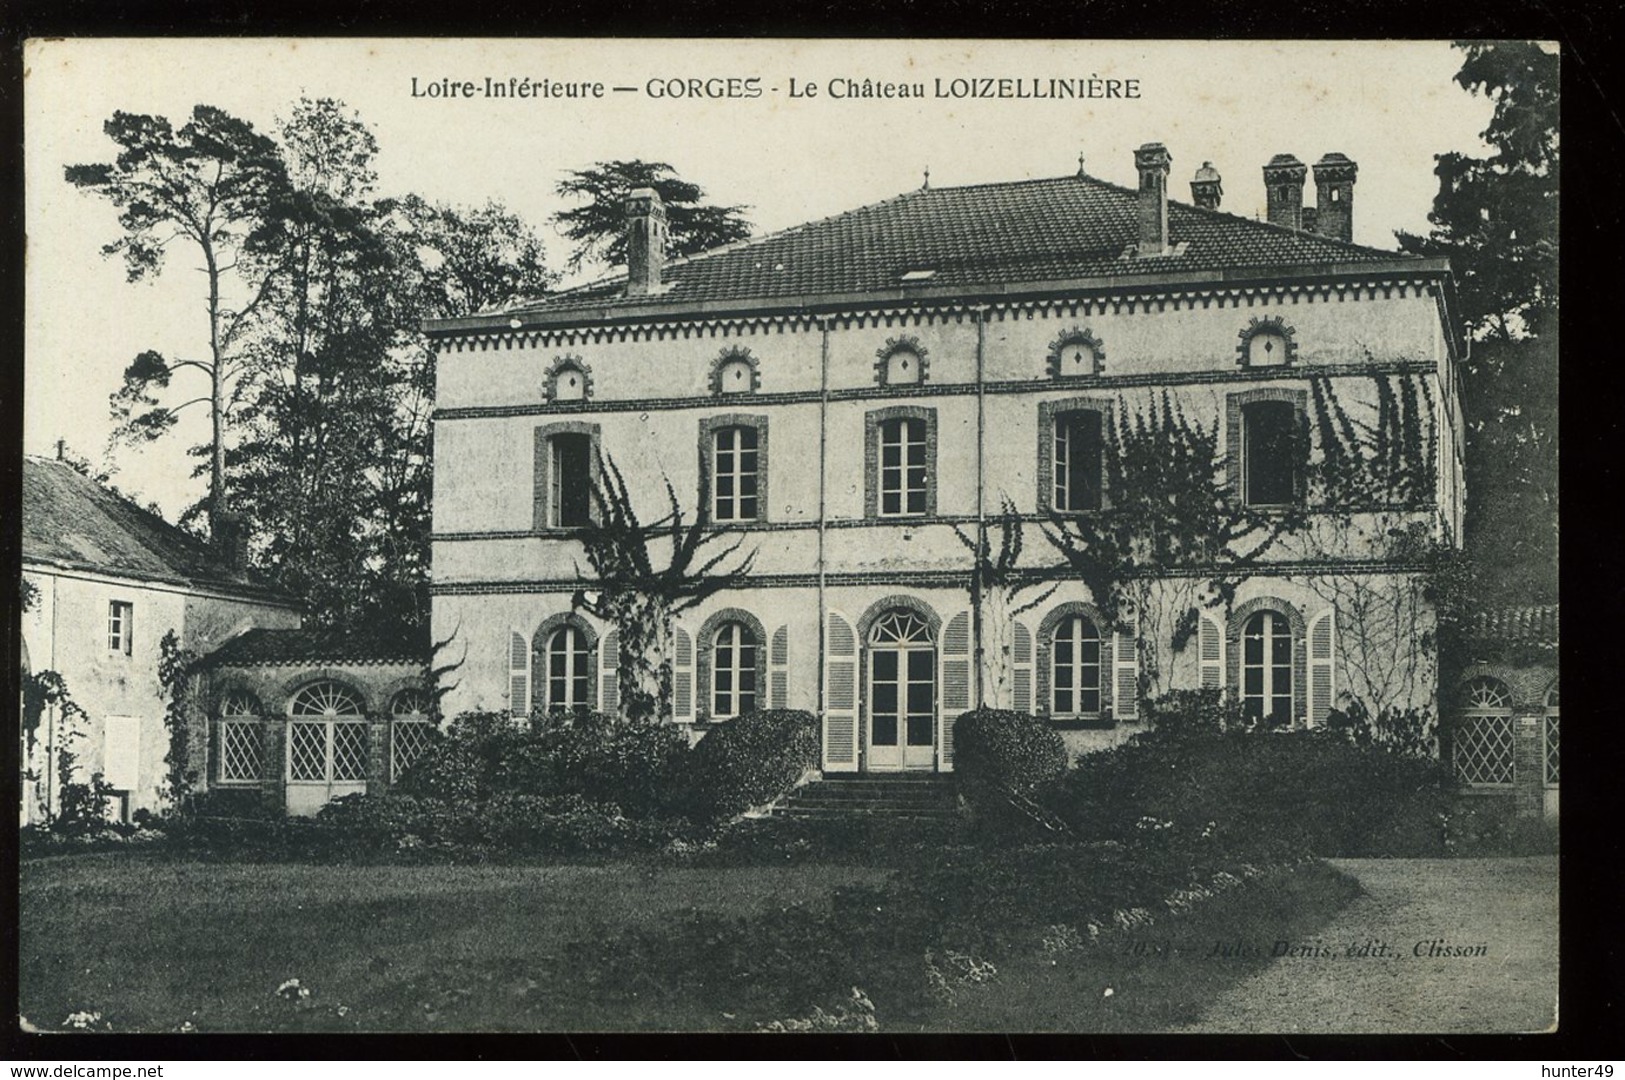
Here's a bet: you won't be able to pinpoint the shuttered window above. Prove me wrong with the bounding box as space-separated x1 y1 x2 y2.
544 626 592 713
710 621 758 719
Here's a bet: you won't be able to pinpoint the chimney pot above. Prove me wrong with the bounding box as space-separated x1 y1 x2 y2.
624 187 668 297
1133 142 1173 256
1191 161 1223 210
1262 153 1308 231
1311 152 1358 242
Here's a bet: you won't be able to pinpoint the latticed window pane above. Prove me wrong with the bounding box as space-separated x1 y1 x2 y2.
331 722 369 782
219 720 263 783
1463 677 1512 710
290 680 363 717
392 720 436 781
221 691 262 717
1544 714 1559 787
1454 714 1515 786
391 688 432 717
288 721 328 782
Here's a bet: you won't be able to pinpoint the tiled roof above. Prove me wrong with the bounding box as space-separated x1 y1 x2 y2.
1467 604 1559 649
501 172 1421 320
22 456 292 604
202 627 426 668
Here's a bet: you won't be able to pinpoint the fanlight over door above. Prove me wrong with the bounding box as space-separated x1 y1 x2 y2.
866 610 936 771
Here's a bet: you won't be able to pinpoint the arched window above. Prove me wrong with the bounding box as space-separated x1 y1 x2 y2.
1242 611 1293 727
717 358 755 394
1454 676 1515 786
885 348 923 385
287 681 368 786
1050 615 1103 717
543 626 592 714
390 688 432 717
874 337 930 388
710 621 759 719
551 365 588 401
289 681 363 718
216 690 264 785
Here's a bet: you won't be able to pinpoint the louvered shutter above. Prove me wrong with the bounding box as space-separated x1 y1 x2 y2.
823 611 859 772
508 631 530 719
672 627 694 722
769 625 789 709
600 629 620 719
1199 612 1225 691
1012 621 1034 713
1113 624 1139 720
1308 610 1336 727
941 611 972 767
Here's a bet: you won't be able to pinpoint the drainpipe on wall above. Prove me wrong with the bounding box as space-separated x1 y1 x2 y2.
816 316 830 724
973 307 988 709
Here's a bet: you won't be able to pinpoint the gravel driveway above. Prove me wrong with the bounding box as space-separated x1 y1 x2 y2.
1177 857 1558 1033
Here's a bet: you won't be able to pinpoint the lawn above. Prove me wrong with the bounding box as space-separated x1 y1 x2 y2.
18 848 1359 1033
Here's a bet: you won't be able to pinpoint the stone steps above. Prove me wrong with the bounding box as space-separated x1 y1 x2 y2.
770 774 960 821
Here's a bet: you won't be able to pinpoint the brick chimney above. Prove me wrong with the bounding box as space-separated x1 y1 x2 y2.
624 187 668 297
1263 154 1307 230
1311 152 1358 242
212 509 251 574
1190 161 1223 210
1134 142 1172 256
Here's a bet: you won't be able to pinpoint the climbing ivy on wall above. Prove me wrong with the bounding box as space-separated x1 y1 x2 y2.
572 454 757 724
157 630 200 814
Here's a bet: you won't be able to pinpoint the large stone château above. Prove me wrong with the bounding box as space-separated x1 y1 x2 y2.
425 144 1475 778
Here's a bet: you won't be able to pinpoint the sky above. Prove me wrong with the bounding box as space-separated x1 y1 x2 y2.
23 38 1498 520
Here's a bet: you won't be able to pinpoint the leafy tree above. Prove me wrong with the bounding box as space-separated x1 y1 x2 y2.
1396 43 1559 605
553 160 752 274
65 106 289 532
1396 41 1558 341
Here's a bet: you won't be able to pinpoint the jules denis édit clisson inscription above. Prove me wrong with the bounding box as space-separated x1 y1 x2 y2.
1119 938 1493 961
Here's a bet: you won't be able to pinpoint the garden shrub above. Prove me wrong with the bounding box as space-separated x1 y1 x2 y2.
1326 700 1438 758
1141 687 1247 738
951 708 1067 801
683 709 819 823
1043 727 1455 858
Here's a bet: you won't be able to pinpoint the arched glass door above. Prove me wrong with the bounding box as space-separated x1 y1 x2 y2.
867 610 936 771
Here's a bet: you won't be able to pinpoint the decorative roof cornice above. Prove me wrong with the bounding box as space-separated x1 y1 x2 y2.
428 262 1451 353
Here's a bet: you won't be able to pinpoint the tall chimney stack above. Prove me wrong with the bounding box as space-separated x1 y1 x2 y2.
1134 142 1173 256
1262 154 1308 230
625 187 668 296
1311 153 1358 242
1190 161 1223 210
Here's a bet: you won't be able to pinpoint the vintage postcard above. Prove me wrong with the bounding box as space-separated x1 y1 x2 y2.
19 38 1558 1036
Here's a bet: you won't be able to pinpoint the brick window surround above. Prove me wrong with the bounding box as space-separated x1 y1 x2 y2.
1037 397 1114 514
1036 601 1115 719
695 607 769 722
533 421 602 532
864 405 938 519
531 612 600 714
1226 387 1308 506
697 413 770 524
1227 597 1307 726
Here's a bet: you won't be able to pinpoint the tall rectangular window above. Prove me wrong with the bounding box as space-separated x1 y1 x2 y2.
1054 411 1104 512
1242 401 1298 507
879 417 928 517
713 426 760 522
107 601 133 655
550 433 593 528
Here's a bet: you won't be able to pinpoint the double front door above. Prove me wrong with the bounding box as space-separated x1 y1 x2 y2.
866 610 936 771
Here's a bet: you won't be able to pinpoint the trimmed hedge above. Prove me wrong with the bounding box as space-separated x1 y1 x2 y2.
1043 727 1456 858
1141 688 1246 738
951 708 1067 800
684 709 820 823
